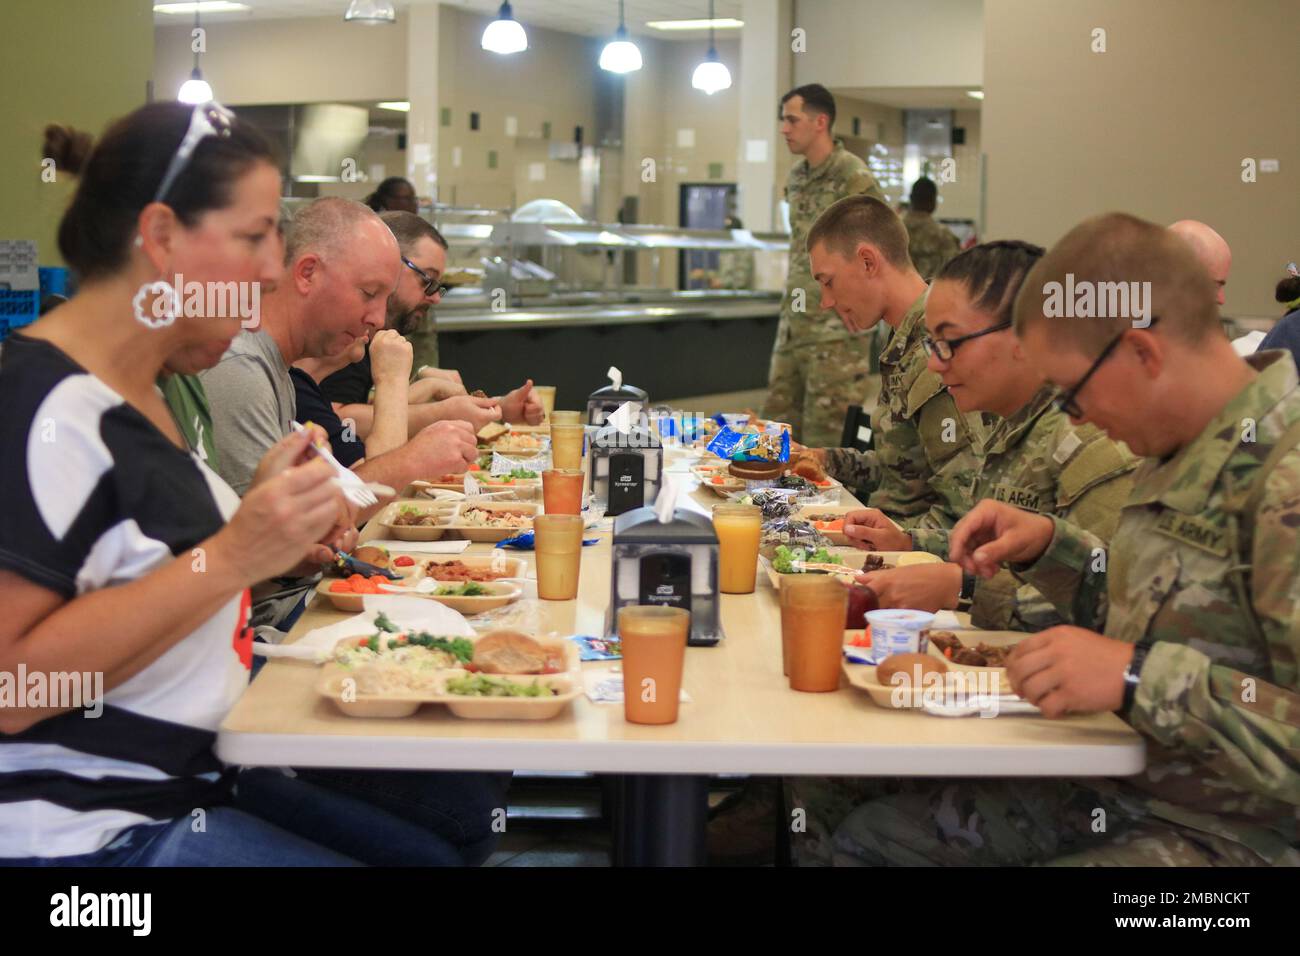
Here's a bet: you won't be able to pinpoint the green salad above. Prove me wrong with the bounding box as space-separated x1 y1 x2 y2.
434 581 491 597
772 545 843 574
444 674 558 698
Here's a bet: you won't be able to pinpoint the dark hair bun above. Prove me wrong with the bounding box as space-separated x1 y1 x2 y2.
1276 275 1300 305
43 124 94 176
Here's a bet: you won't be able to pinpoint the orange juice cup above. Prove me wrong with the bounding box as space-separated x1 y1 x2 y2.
712 503 762 594
618 605 689 725
533 513 584 600
533 385 556 422
780 576 848 691
550 410 583 424
542 469 584 515
550 422 585 471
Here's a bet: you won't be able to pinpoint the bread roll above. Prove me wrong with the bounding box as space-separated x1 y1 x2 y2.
876 653 947 685
472 630 564 674
353 545 390 568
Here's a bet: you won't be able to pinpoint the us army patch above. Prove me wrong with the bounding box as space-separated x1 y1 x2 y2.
1153 511 1231 557
991 484 1043 511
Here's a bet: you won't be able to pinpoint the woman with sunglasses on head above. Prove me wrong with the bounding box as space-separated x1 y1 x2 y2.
836 241 1138 628
0 101 376 866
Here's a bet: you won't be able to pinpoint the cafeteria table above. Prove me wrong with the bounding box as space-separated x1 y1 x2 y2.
217 469 1146 866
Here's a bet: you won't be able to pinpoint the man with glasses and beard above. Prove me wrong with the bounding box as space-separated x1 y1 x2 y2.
322 211 543 436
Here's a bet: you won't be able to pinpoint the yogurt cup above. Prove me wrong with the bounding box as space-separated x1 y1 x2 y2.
864 609 935 665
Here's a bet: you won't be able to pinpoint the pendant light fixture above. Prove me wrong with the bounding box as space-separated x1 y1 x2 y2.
343 0 396 24
691 0 732 95
481 2 528 55
177 9 214 103
599 0 643 74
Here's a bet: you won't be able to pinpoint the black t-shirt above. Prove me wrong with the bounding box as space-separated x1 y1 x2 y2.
319 347 373 406
289 367 365 467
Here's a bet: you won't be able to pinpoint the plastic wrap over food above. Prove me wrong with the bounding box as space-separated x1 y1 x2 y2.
759 518 831 558
705 426 790 462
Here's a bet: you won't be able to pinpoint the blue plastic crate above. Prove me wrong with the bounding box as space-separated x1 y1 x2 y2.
39 267 70 298
0 288 40 331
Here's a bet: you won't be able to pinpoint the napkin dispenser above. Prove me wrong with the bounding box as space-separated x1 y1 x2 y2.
588 420 662 517
587 382 649 426
608 506 721 646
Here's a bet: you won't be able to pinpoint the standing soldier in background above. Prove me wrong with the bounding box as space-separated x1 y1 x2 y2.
763 84 886 447
903 177 962 281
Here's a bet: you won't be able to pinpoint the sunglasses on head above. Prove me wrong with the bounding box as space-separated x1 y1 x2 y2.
153 101 236 206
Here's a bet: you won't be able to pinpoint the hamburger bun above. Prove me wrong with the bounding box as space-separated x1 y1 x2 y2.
353 545 390 569
876 652 947 685
472 629 566 674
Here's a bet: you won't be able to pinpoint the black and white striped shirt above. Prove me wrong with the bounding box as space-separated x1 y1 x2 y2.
0 334 252 859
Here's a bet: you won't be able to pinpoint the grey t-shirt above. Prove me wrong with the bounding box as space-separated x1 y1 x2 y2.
199 330 295 495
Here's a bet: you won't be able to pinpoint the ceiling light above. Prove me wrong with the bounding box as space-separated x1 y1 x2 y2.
690 2 732 95
481 2 528 55
599 0 643 74
344 0 396 24
177 9 214 102
966 90 984 100
646 18 744 31
377 101 411 112
154 2 249 13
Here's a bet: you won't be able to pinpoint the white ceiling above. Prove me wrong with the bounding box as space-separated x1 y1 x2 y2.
155 0 745 39
837 86 984 111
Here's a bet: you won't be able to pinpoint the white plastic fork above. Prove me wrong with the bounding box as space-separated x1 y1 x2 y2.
291 421 380 508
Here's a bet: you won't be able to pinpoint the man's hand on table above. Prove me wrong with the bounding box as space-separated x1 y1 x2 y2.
499 379 545 425
843 508 912 552
855 562 961 613
1006 626 1134 718
949 500 1055 578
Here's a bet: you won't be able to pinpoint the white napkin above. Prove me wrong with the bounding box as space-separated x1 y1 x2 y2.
1232 331 1265 356
253 597 475 662
608 400 640 433
363 538 471 554
607 365 623 391
582 670 693 704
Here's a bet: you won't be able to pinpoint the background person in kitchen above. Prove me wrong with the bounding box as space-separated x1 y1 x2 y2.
791 212 1300 867
762 84 887 448
834 240 1137 627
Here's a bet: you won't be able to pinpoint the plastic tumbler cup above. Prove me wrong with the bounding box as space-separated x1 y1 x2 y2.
550 410 583 425
618 605 689 725
533 385 556 422
542 469 585 515
550 422 585 472
712 503 762 594
533 513 584 600
780 576 848 691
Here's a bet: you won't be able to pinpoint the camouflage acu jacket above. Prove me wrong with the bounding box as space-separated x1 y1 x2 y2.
910 384 1136 630
824 294 987 524
781 142 884 347
903 210 961 282
1018 350 1300 862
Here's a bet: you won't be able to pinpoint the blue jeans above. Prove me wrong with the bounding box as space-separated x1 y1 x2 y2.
5 807 362 866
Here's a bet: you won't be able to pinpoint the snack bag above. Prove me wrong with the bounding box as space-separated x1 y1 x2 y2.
705 426 791 463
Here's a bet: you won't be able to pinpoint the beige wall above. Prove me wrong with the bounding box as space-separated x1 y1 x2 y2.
434 5 599 210
3 0 154 268
792 0 983 89
983 0 1299 321
153 16 406 105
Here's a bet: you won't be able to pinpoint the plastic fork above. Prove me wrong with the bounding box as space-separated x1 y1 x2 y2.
291 421 380 508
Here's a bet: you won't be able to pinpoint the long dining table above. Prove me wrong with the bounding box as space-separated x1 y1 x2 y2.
217 460 1145 866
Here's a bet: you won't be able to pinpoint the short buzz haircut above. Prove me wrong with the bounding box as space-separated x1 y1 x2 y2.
909 177 938 213
283 196 378 266
379 210 448 256
781 83 836 128
1012 212 1222 356
806 194 911 270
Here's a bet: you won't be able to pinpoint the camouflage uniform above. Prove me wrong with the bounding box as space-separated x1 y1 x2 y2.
910 384 1137 630
823 294 988 526
902 210 961 281
762 142 885 447
791 350 1300 866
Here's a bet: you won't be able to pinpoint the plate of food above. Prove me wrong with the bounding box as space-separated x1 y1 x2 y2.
314 577 524 614
317 626 580 719
419 554 529 583
375 501 449 541
842 630 1026 709
761 545 942 588
442 500 540 542
479 429 549 457
421 580 523 615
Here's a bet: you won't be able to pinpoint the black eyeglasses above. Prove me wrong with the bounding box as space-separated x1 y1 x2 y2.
153 101 235 205
923 320 1012 362
1053 316 1159 418
401 256 450 298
